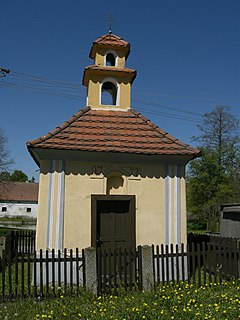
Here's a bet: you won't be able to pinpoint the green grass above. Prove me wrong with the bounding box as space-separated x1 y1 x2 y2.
0 280 239 319
0 217 36 222
0 261 33 298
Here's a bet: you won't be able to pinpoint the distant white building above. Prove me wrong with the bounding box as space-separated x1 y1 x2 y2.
0 182 38 219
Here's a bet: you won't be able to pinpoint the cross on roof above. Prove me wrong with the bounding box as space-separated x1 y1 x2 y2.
107 14 115 34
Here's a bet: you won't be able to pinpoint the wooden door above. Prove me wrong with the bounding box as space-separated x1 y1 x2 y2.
91 195 136 292
91 195 136 250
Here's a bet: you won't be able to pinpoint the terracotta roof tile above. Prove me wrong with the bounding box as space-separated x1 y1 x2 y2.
85 65 135 73
0 182 39 202
89 34 131 59
27 107 201 163
94 34 129 47
82 65 136 86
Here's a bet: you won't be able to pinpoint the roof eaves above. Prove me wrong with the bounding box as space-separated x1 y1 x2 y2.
27 106 91 146
130 108 201 157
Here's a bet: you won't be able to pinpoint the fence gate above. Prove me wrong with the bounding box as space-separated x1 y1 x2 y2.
97 247 142 294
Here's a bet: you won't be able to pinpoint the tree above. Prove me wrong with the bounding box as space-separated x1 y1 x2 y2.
0 128 13 182
0 170 29 182
0 171 11 182
0 129 12 172
192 106 240 174
10 170 28 182
187 106 240 231
0 129 14 197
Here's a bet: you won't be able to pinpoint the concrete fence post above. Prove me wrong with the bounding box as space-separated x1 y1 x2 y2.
141 245 154 291
0 237 6 259
85 247 97 294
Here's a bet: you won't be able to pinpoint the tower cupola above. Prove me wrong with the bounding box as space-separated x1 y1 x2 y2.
82 34 136 110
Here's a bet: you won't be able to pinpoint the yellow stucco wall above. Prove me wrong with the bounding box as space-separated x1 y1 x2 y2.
87 75 131 109
36 158 187 251
35 160 50 250
94 49 126 67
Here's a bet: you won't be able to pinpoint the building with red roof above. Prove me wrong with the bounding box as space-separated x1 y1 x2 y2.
0 182 38 219
27 33 200 251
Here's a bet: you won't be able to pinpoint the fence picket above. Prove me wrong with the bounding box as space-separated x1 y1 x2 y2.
202 242 206 285
196 243 201 287
176 244 179 283
46 250 49 297
180 243 185 282
57 250 61 297
70 249 73 293
170 244 175 283
137 246 142 291
13 250 18 298
165 245 169 283
1 250 5 301
33 250 37 298
82 249 85 290
63 249 67 293
20 252 24 298
160 244 165 285
8 256 12 300
113 248 117 290
76 248 79 292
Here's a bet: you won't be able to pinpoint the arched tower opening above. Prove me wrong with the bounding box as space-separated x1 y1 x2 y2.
106 53 116 66
101 81 117 105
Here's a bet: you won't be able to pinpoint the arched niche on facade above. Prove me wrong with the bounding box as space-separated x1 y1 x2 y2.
106 175 124 195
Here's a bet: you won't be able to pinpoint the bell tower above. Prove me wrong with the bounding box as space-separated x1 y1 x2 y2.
82 33 137 110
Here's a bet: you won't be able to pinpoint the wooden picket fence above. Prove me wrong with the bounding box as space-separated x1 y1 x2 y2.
97 246 142 294
10 230 36 255
153 240 240 288
0 248 85 302
0 235 239 301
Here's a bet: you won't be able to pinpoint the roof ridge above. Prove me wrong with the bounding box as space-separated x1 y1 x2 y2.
27 106 91 146
96 33 126 43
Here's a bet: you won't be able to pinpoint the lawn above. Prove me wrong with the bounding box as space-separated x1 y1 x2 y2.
0 280 239 319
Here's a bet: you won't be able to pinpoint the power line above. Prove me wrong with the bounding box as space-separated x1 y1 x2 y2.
0 81 84 101
132 98 203 117
3 68 238 123
4 72 205 117
134 87 240 103
0 77 204 123
9 71 83 90
135 106 203 123
5 69 240 103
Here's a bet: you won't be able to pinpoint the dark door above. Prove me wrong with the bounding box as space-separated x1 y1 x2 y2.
91 195 136 250
91 195 136 293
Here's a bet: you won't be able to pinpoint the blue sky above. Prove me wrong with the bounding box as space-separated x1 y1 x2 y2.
1 0 239 180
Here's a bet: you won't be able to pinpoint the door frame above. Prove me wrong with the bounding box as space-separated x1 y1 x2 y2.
91 195 136 248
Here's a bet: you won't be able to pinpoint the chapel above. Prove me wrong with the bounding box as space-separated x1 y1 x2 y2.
27 32 200 251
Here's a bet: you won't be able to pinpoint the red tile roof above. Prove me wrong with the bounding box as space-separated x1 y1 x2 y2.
89 34 130 59
94 33 129 47
27 107 201 164
83 65 137 86
0 182 39 202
